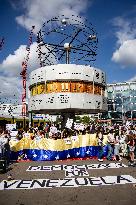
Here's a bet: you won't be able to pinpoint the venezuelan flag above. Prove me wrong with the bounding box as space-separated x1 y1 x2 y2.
10 134 109 161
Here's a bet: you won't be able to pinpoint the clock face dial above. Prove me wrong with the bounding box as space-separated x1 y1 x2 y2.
37 15 98 66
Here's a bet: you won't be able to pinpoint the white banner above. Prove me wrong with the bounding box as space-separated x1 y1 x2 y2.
0 175 136 190
26 163 128 172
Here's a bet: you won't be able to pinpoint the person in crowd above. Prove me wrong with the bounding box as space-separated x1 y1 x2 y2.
119 129 128 157
35 130 42 141
34 126 38 133
28 128 35 140
107 129 115 160
52 130 61 140
96 128 104 162
41 131 46 138
81 129 87 135
114 129 122 161
90 123 95 134
0 130 11 165
16 130 23 141
61 128 70 138
49 124 58 139
72 129 79 136
0 130 6 159
127 134 135 166
44 122 50 138
38 123 44 131
4 130 11 165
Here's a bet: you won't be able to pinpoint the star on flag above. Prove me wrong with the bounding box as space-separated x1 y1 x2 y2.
55 155 59 160
67 154 70 158
86 150 90 154
43 155 48 159
33 154 37 158
76 152 80 156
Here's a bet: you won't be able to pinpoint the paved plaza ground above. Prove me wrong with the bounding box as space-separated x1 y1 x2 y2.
0 158 136 205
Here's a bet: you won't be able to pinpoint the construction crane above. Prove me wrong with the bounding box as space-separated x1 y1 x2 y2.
0 37 4 51
20 26 35 128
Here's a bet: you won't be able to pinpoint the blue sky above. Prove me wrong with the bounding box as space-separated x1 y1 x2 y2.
0 0 136 104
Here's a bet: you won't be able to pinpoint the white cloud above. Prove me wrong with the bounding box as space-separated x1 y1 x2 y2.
0 42 57 103
0 42 57 77
128 75 136 82
0 76 22 104
0 43 37 77
112 17 136 45
112 39 136 67
112 17 136 67
15 0 90 31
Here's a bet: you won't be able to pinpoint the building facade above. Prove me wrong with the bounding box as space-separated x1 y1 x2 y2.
0 104 23 117
106 82 136 119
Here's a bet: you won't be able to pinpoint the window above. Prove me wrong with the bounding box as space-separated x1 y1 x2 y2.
71 82 77 92
37 84 45 94
30 81 105 96
46 82 53 93
94 85 101 95
32 86 37 96
86 83 93 93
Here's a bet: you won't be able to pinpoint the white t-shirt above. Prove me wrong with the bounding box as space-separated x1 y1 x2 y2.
50 126 57 134
114 135 120 145
120 135 126 144
107 133 115 143
0 137 8 154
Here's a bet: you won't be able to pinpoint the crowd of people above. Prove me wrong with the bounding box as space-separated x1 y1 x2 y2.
0 121 136 167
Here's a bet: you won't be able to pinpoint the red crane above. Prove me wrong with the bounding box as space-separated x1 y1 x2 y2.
20 26 35 118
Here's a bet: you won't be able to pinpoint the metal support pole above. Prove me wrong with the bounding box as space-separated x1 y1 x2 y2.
93 69 94 94
12 116 15 124
66 50 69 64
29 112 33 128
23 116 26 131
31 112 33 127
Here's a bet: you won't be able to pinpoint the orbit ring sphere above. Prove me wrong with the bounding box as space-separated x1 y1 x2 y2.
36 15 98 66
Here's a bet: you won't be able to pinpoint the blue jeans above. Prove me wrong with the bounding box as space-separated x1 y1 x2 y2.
107 143 114 160
114 145 120 156
98 146 103 159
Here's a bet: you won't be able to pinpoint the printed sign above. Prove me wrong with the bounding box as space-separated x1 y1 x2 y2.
0 175 136 190
71 136 78 141
10 130 18 137
6 124 16 131
64 138 71 145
